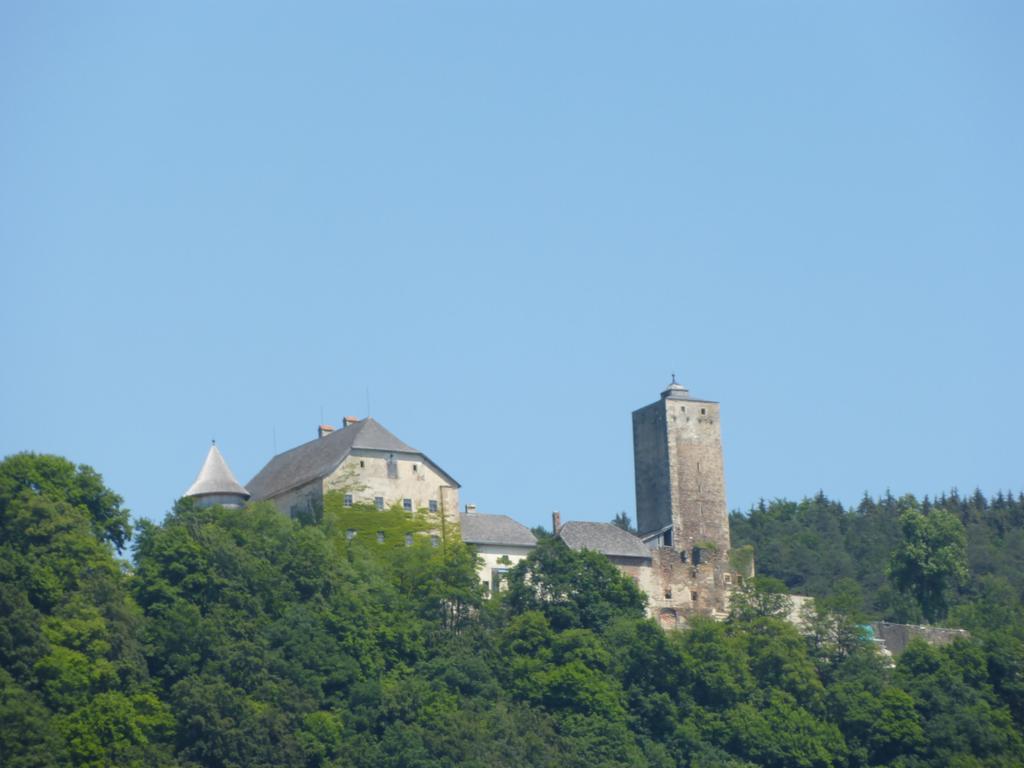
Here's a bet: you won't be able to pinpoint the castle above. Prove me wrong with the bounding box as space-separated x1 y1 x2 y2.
184 379 747 623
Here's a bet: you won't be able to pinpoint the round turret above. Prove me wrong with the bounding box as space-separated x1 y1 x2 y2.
184 442 250 509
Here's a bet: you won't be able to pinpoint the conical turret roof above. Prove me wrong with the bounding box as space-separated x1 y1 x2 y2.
184 443 250 499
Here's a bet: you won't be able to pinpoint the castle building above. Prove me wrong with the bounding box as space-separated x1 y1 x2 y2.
246 417 459 525
183 442 250 509
633 376 730 556
556 379 746 626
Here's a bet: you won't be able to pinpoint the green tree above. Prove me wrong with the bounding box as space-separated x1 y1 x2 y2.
728 577 793 623
888 507 968 623
504 538 646 632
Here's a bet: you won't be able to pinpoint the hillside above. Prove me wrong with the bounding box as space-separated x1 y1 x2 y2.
730 489 1024 631
2 453 1023 767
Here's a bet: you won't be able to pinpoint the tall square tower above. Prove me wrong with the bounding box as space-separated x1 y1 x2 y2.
632 378 730 556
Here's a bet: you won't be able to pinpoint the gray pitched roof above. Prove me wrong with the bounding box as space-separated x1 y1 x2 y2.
184 444 250 499
558 521 651 559
460 513 537 547
246 418 458 500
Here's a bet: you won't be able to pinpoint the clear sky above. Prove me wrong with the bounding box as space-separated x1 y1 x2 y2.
2 2 1021 532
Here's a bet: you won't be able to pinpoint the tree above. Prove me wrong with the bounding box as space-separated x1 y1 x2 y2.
888 507 968 623
504 538 646 632
728 577 793 623
611 512 635 533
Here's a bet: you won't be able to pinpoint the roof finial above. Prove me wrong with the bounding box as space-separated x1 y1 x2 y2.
671 372 677 385
211 438 216 445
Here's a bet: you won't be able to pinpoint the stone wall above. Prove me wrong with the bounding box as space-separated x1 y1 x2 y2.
324 450 459 527
665 399 730 554
632 393 730 554
870 622 970 656
633 401 673 535
618 548 737 627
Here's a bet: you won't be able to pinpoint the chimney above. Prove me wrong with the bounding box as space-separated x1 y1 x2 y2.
318 424 335 438
464 503 477 515
342 416 360 428
552 511 561 533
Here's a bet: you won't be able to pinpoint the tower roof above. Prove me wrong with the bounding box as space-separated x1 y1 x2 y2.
661 374 691 400
184 443 250 499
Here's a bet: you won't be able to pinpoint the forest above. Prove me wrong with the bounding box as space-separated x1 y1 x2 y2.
2 452 1024 767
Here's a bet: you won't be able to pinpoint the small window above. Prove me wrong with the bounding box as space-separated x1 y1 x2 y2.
387 454 398 479
374 496 384 510
431 535 440 548
404 533 414 547
681 405 686 412
691 591 698 602
724 573 732 585
664 588 672 599
663 530 672 547
343 494 353 507
491 567 511 593
700 408 707 415
402 498 412 512
360 460 365 468
428 499 438 513
413 463 418 472
376 531 385 543
345 529 356 541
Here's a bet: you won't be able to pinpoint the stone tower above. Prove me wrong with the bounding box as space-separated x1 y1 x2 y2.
632 378 730 557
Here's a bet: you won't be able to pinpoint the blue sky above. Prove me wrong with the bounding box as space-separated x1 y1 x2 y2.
2 2 1021 531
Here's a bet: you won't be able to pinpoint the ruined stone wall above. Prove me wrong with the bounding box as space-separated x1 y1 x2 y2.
870 622 970 656
619 548 737 628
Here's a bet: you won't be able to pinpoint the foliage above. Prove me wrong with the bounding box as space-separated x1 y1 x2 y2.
888 507 968 623
4 455 1024 766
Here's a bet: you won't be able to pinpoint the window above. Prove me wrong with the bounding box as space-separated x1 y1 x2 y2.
724 573 732 585
402 498 412 511
404 533 414 547
343 494 353 507
412 463 418 472
430 535 440 548
491 567 511 593
428 499 438 513
700 407 707 415
664 588 673 599
345 529 356 541
374 496 384 510
359 460 365 468
691 591 698 602
387 454 399 479
376 531 385 543
663 530 672 547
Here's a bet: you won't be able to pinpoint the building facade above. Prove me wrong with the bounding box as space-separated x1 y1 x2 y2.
246 417 459 528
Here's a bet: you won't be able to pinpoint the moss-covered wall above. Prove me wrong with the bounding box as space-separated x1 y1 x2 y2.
322 490 458 549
